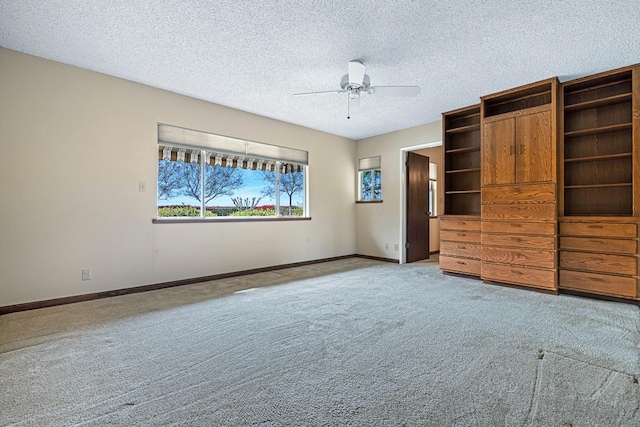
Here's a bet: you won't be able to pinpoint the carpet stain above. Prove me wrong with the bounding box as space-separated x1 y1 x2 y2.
524 349 545 426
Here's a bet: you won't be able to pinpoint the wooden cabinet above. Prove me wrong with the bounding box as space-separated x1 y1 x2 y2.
561 66 637 216
483 110 552 185
480 79 559 291
558 64 640 300
438 63 640 301
440 105 482 277
440 215 481 277
558 218 638 299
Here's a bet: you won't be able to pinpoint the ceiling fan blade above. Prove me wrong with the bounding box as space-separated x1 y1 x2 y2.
293 89 345 96
348 61 366 86
369 86 421 97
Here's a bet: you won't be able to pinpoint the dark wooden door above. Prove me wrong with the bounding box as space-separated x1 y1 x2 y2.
406 152 431 263
483 118 516 185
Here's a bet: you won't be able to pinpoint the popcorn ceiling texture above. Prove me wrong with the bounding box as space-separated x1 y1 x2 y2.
0 0 639 139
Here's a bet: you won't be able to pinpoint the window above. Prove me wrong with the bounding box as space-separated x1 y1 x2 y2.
358 156 382 201
157 124 307 218
429 162 437 217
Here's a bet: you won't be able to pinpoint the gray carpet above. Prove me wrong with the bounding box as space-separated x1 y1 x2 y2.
1 258 639 426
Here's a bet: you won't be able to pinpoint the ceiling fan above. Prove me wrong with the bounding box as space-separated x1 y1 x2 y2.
293 60 421 119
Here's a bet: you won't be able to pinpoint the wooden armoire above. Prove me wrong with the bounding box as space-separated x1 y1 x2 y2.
440 63 640 302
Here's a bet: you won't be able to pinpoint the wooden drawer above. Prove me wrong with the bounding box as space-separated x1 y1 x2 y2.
559 236 636 255
440 256 481 276
559 270 637 299
482 203 556 221
559 222 636 238
559 251 637 276
482 262 556 290
440 230 481 243
440 241 481 259
440 217 481 231
482 247 555 269
482 183 555 204
482 234 555 250
482 221 555 236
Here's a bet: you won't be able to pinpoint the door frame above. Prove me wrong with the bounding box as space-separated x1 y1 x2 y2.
398 141 442 264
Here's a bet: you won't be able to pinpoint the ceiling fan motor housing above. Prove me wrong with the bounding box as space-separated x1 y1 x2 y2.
341 74 370 95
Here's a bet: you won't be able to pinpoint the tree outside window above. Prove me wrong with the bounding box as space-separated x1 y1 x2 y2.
360 169 381 201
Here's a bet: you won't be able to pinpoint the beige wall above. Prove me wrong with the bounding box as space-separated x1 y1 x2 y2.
0 48 356 306
355 123 442 261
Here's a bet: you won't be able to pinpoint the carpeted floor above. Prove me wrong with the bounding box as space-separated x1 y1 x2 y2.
1 258 639 426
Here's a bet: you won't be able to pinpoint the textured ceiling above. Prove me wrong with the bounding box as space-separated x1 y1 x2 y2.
1 0 639 140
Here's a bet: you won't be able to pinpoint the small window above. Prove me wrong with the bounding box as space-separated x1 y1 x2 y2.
428 162 437 216
358 156 382 201
157 124 307 218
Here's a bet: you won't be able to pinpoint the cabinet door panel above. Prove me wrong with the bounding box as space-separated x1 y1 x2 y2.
516 111 552 183
483 119 515 185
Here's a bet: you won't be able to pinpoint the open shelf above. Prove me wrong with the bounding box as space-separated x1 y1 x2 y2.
446 146 480 155
564 183 631 189
564 92 632 112
446 168 481 174
562 67 636 217
443 104 481 216
482 80 554 117
446 124 481 134
564 152 632 163
564 123 631 138
446 190 481 195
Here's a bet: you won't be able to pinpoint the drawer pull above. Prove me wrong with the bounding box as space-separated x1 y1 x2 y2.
590 277 604 283
456 261 466 265
587 225 603 229
510 270 524 275
587 240 603 244
512 237 523 243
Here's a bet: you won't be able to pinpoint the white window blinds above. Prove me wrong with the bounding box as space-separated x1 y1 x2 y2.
158 123 308 167
358 156 381 171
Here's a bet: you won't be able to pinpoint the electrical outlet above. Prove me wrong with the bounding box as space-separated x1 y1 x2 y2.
138 181 146 192
393 244 399 251
82 269 91 281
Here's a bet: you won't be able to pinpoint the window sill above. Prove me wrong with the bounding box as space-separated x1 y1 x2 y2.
356 200 383 204
153 216 312 224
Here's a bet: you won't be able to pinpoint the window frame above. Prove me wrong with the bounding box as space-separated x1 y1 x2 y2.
155 124 309 221
358 168 382 202
357 156 382 203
